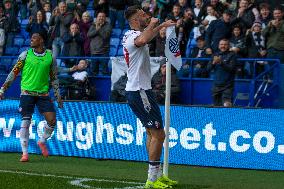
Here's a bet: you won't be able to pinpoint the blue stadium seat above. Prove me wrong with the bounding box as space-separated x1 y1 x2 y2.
88 10 95 17
5 47 19 55
21 19 29 25
21 29 30 38
117 46 124 56
0 65 7 74
110 38 120 47
18 46 29 54
109 46 117 56
0 58 13 71
14 37 25 47
111 28 122 38
24 38 31 46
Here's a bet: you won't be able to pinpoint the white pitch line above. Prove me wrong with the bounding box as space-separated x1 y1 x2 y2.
0 169 144 189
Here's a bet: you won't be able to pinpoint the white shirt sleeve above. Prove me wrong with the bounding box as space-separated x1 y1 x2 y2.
123 31 141 51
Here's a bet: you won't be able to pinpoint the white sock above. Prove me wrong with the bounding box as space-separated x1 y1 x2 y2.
39 123 54 144
157 164 163 178
20 119 31 154
148 161 160 182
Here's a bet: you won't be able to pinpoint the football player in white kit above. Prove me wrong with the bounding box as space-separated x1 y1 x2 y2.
122 5 177 189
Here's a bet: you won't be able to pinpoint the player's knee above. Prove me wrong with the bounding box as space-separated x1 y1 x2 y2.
21 116 31 128
151 129 165 142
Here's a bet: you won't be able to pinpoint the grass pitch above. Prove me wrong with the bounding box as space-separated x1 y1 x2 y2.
0 153 283 189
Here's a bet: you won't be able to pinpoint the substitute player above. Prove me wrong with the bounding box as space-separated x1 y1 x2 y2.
123 6 177 189
0 32 63 162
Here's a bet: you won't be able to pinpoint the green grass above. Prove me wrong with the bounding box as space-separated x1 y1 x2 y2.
0 152 283 189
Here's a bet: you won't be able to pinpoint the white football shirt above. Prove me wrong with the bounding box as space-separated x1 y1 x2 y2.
122 30 152 91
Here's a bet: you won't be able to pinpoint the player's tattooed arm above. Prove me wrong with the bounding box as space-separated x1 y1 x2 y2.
50 56 63 108
0 51 27 93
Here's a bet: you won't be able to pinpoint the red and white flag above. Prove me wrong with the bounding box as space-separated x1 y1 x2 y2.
165 26 182 71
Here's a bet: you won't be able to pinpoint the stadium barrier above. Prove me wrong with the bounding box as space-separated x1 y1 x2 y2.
0 56 280 108
0 100 284 170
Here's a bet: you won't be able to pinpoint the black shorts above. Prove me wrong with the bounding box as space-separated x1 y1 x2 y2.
126 90 163 129
19 95 55 117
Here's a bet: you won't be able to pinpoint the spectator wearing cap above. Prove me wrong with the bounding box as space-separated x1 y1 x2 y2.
262 7 284 64
49 1 74 57
26 10 49 40
205 10 232 54
246 21 268 75
151 61 180 104
183 36 211 77
3 0 20 47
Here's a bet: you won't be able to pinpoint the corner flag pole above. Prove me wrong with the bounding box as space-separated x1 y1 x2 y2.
163 58 171 176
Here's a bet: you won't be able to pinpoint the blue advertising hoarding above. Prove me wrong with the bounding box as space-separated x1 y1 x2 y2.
0 100 284 170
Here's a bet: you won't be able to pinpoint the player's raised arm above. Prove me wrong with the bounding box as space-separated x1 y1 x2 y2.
0 51 27 99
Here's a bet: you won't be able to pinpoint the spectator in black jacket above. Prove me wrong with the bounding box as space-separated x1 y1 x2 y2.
62 23 84 67
205 0 226 17
166 4 183 21
207 38 237 107
3 0 20 47
26 10 49 39
231 0 257 32
205 10 232 53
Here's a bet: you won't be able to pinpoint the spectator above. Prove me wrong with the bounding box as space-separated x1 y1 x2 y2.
62 23 84 67
49 1 74 57
192 0 206 26
166 4 183 21
229 24 246 78
149 26 166 57
205 10 232 53
87 11 112 75
72 11 92 56
231 0 257 31
93 0 109 17
201 5 217 31
43 2 52 24
229 25 246 57
176 8 194 56
141 0 156 14
151 61 181 104
108 0 126 29
26 10 49 39
262 7 284 64
246 21 268 75
110 73 128 102
207 39 237 107
3 0 20 47
221 0 238 11
259 3 272 29
182 36 211 77
205 0 226 17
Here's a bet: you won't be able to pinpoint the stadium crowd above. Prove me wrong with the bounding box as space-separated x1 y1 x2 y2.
0 0 283 106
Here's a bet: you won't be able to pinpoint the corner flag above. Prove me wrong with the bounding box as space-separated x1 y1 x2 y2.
165 26 182 71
